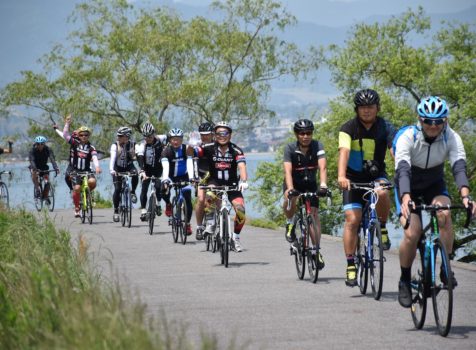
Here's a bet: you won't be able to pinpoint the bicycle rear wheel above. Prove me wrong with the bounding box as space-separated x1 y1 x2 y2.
46 183 55 212
86 189 93 224
148 194 156 235
34 185 42 211
220 210 230 267
370 224 384 300
411 242 427 330
306 215 319 283
293 218 306 280
357 229 368 294
181 200 188 245
432 238 453 337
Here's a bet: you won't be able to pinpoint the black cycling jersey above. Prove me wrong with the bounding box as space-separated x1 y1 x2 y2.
137 138 165 176
283 140 325 186
68 137 97 171
29 145 58 171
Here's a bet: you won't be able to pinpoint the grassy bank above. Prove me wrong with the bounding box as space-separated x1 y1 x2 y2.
0 209 218 349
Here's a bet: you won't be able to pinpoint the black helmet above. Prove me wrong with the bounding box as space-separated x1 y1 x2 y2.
198 122 214 134
293 119 314 133
354 89 380 107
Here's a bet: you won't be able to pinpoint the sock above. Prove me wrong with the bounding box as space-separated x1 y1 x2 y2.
286 218 293 224
233 233 240 240
346 254 355 267
72 192 80 209
401 267 411 282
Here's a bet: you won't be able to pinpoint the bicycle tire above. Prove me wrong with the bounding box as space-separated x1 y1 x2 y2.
46 183 55 212
148 193 156 235
294 217 306 280
171 197 179 243
126 187 132 228
0 182 9 209
357 229 368 294
81 189 87 224
221 210 229 267
34 184 42 211
86 189 93 224
120 189 127 227
370 224 384 300
306 215 319 283
432 238 453 337
181 200 188 245
411 242 427 330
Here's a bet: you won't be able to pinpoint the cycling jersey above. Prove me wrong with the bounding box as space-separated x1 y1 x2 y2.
339 116 395 181
161 144 190 180
136 135 167 176
109 141 136 172
195 142 246 185
394 123 468 198
28 145 58 171
283 140 325 186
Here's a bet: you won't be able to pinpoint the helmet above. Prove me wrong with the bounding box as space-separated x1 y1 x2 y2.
293 119 314 133
117 126 132 137
142 122 155 137
198 122 214 134
168 128 184 138
34 136 48 144
417 96 449 119
354 89 380 107
77 126 91 134
214 121 232 132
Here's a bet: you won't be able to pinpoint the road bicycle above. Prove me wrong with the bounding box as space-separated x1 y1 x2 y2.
406 203 472 337
351 181 393 300
168 181 192 245
199 184 239 268
145 175 161 235
116 172 137 228
0 171 12 208
33 169 56 212
72 171 94 224
287 189 332 283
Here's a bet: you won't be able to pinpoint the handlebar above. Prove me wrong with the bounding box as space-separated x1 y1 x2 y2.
198 184 239 192
286 188 332 211
0 171 13 180
70 171 95 177
350 182 393 191
403 203 473 230
116 172 138 177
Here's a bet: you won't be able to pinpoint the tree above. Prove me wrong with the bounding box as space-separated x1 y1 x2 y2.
0 0 317 153
252 7 476 262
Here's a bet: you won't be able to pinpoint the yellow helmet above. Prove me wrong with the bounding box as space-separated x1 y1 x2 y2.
77 126 91 135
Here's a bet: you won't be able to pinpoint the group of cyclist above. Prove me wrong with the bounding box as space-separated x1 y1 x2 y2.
18 88 475 308
282 89 474 309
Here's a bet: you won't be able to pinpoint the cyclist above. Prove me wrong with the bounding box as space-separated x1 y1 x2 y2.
110 126 139 222
194 121 248 252
283 119 328 269
161 128 195 235
136 122 167 221
337 89 396 287
394 96 475 307
0 141 13 155
62 115 102 217
194 121 216 240
28 136 60 201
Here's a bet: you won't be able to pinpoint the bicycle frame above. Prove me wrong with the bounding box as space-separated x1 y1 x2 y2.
34 170 56 212
169 181 191 244
116 172 135 228
73 171 94 224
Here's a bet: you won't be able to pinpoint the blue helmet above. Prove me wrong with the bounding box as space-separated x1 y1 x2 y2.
417 96 449 119
34 136 48 144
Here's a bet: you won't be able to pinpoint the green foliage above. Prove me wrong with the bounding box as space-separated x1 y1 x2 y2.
0 209 225 348
93 190 112 208
247 217 279 230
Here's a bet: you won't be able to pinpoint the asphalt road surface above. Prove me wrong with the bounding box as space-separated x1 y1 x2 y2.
50 209 476 349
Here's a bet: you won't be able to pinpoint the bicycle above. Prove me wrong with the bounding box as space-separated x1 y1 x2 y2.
168 181 192 245
287 189 332 283
116 172 137 228
199 184 239 268
351 181 393 300
145 175 161 235
33 169 56 212
0 171 12 208
406 203 472 337
72 171 94 224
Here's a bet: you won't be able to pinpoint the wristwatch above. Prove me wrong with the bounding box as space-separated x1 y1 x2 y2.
462 195 473 201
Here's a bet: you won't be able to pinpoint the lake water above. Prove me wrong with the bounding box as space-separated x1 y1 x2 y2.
0 152 403 246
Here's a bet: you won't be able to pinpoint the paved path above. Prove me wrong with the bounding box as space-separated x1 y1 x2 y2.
50 209 476 349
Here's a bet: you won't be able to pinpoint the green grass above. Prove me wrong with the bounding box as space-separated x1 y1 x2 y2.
93 191 113 208
247 217 279 230
0 209 225 349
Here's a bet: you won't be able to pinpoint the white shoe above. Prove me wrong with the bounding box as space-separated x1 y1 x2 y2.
233 239 243 252
204 223 216 235
141 208 147 215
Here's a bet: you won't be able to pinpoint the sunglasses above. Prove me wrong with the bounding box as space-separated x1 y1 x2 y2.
78 133 90 137
298 131 313 136
216 131 230 137
421 118 446 126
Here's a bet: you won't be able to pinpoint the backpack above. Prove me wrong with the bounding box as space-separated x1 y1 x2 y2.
392 125 417 154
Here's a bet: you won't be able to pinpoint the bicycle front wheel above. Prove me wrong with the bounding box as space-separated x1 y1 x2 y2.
306 215 319 283
220 210 230 267
432 238 453 337
181 200 188 245
86 189 93 224
126 188 132 228
34 185 42 211
411 242 427 330
357 230 368 295
81 190 87 223
46 183 55 212
148 194 156 235
171 197 179 243
0 182 9 209
293 218 306 280
370 224 384 300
